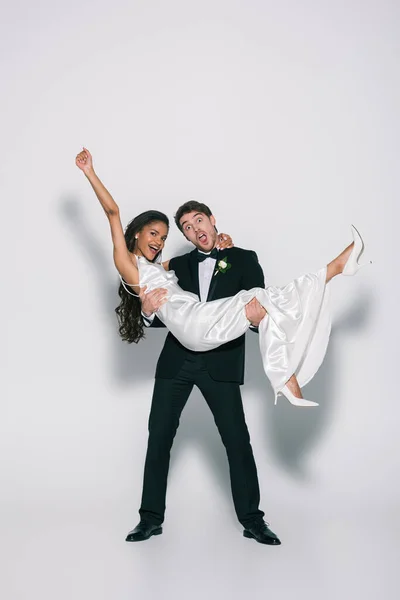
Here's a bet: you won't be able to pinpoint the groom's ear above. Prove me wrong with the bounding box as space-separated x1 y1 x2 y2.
180 225 189 241
210 214 216 228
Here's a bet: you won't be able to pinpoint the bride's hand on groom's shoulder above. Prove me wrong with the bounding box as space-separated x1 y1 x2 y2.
139 286 168 317
216 233 234 250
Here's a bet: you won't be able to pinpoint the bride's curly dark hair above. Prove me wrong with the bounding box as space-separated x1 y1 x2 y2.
115 210 169 343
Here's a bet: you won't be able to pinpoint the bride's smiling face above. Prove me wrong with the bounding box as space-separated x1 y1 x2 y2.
135 221 169 261
179 211 218 252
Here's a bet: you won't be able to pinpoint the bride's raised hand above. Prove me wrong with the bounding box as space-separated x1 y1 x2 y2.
75 147 119 219
217 233 234 250
75 147 93 173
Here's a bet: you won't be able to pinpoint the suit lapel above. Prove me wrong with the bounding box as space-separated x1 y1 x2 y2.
188 250 201 299
206 249 222 301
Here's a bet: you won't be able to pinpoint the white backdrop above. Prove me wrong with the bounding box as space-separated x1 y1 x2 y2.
1 1 398 599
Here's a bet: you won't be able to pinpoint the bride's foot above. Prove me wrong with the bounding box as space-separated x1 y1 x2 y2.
342 224 371 276
275 375 319 408
285 375 303 399
326 225 371 282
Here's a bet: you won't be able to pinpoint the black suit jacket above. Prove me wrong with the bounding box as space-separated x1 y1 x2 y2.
150 247 265 384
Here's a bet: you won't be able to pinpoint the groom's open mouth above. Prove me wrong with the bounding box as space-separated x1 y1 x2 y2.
197 233 208 245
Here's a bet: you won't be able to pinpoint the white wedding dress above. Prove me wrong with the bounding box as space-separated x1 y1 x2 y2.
136 256 331 395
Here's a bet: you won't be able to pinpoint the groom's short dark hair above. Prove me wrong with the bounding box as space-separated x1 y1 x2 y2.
174 200 213 232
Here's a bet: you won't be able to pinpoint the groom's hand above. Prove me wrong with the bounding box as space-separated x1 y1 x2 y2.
140 286 168 317
245 298 267 327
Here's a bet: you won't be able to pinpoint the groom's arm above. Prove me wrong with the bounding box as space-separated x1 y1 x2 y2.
241 251 265 289
241 251 266 332
141 287 168 328
141 304 166 329
142 313 165 328
143 251 266 328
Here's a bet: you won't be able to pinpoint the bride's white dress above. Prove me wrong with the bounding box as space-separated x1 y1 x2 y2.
137 256 331 394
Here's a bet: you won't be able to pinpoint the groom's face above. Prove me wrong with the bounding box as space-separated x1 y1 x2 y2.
179 211 218 252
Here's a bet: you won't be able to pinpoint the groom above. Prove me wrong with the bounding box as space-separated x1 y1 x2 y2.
126 201 281 545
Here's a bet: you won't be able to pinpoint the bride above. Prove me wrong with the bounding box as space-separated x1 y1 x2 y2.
75 147 370 407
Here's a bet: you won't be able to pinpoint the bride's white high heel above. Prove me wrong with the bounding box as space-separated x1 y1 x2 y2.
275 385 319 408
342 225 372 276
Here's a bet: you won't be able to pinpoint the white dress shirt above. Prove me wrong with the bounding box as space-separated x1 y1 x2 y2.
198 251 217 301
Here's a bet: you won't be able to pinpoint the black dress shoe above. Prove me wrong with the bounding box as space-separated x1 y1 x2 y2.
125 520 163 542
243 520 281 545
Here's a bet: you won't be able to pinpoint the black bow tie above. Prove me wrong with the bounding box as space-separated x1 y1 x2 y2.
196 248 218 262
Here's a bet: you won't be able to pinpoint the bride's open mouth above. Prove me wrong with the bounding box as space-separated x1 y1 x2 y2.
148 244 160 256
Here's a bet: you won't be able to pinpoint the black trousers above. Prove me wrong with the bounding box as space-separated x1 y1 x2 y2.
139 354 264 527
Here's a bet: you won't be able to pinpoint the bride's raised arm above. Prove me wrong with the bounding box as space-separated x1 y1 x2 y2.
75 148 140 291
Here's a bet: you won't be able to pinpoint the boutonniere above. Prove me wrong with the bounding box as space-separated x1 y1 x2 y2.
214 256 232 276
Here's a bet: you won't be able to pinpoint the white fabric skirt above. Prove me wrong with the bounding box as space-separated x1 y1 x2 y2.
138 258 331 393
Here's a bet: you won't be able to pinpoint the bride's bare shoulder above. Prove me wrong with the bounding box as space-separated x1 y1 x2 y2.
162 260 170 271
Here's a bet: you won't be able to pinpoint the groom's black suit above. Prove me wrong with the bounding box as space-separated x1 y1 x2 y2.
139 247 265 527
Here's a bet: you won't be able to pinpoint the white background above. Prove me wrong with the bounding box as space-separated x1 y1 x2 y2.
1 1 398 599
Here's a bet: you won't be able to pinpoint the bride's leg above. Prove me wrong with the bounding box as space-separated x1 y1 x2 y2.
325 242 354 283
285 373 303 399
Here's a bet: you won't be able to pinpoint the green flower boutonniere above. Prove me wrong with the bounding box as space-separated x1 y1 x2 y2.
214 256 232 276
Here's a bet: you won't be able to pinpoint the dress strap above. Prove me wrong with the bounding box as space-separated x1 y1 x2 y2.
119 274 141 297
